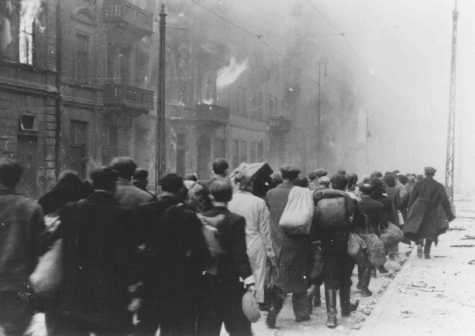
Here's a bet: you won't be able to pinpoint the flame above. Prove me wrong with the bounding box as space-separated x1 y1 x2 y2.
20 0 44 31
201 98 214 105
19 0 44 63
216 57 249 90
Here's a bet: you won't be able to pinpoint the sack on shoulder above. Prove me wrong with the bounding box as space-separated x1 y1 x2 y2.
279 186 314 235
30 238 63 295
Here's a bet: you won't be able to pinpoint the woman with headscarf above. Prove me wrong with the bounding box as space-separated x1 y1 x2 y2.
228 172 275 306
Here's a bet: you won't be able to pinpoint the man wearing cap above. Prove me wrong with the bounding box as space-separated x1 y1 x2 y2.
404 167 455 259
265 166 311 328
308 168 328 191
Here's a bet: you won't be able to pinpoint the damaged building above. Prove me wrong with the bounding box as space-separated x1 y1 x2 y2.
0 0 360 196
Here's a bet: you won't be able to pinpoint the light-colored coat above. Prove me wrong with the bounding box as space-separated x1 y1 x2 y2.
229 190 274 302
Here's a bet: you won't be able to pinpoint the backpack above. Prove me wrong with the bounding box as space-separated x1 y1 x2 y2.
279 186 314 235
315 190 352 229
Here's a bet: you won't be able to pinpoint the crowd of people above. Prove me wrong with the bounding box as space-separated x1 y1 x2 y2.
0 156 455 336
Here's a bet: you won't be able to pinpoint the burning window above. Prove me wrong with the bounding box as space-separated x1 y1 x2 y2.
19 0 44 65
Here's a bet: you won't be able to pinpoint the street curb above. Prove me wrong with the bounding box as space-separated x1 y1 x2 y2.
354 246 417 336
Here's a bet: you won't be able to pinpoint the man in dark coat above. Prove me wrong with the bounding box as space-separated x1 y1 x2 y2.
355 183 385 297
50 168 134 336
0 159 45 336
312 174 359 328
135 174 209 336
197 179 255 336
404 167 455 258
265 166 311 328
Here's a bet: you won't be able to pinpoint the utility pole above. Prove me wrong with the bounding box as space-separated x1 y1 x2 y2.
445 0 458 202
54 0 62 179
316 59 327 168
155 4 167 192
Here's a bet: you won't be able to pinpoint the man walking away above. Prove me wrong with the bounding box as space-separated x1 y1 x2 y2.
0 159 45 336
110 157 154 209
404 167 455 258
135 174 209 336
313 174 359 328
355 183 385 297
265 166 311 328
197 179 255 336
51 168 134 336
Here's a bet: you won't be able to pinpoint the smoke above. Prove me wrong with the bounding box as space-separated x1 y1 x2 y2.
216 57 249 90
0 1 14 52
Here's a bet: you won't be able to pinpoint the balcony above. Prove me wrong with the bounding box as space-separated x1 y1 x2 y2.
103 84 154 111
269 116 291 133
168 103 230 126
103 0 154 39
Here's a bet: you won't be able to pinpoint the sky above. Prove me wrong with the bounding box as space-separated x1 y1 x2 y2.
305 0 475 194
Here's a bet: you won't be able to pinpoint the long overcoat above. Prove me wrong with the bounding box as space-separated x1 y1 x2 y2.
265 182 310 294
229 190 274 303
404 177 454 241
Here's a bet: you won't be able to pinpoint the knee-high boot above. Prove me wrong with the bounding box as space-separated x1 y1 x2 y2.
340 286 359 317
359 266 372 297
266 287 284 329
325 287 337 328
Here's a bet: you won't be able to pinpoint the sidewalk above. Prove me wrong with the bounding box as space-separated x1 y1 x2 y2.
355 213 475 336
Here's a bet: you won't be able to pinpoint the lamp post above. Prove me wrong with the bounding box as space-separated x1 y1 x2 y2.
316 59 328 168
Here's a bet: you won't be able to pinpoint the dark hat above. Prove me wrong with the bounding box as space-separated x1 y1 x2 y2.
424 167 436 176
309 168 328 180
159 173 184 193
280 166 300 174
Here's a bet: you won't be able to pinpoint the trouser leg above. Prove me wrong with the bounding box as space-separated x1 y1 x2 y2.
222 288 252 336
0 291 34 336
324 285 337 328
292 291 310 321
265 286 285 329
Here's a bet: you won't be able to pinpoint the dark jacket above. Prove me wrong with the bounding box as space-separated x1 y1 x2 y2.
265 182 310 293
140 194 209 300
0 189 45 292
356 195 385 235
56 191 131 330
201 206 253 285
404 177 454 241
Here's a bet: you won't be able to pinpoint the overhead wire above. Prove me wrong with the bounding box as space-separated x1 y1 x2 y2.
189 0 283 57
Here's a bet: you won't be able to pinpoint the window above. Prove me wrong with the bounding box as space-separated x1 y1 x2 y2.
250 141 257 162
214 138 226 159
240 140 247 163
19 5 34 64
232 140 239 168
257 141 264 161
76 34 90 82
70 120 88 178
